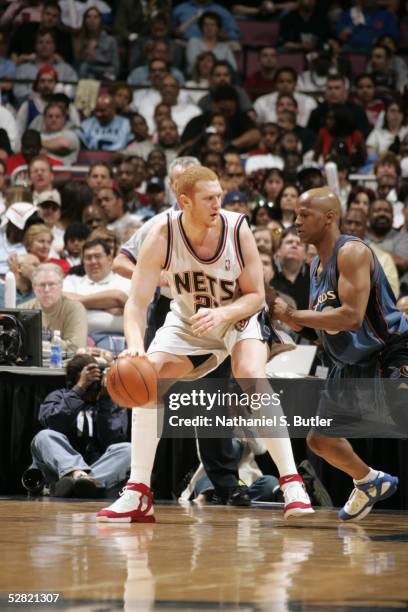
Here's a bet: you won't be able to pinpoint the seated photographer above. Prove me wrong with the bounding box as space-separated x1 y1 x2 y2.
30 353 131 498
22 263 87 354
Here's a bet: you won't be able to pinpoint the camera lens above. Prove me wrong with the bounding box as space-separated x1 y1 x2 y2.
21 468 45 495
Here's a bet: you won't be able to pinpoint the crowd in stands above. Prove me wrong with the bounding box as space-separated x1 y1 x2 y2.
1 0 408 498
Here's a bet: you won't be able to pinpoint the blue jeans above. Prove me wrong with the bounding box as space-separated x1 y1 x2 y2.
31 430 131 488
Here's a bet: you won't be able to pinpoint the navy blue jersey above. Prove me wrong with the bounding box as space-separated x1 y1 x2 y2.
309 235 408 366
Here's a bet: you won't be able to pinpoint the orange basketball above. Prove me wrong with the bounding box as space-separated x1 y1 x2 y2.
106 356 157 409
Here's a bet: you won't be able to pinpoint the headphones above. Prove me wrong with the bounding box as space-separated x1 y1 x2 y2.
0 314 26 365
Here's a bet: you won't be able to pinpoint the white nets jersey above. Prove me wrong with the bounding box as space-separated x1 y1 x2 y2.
163 209 247 327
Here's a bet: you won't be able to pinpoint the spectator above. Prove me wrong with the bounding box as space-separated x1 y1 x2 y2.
39 102 80 165
0 101 19 154
365 43 399 98
29 156 55 202
313 104 366 167
336 0 399 51
0 203 38 276
145 177 167 215
307 74 370 138
0 253 39 307
74 7 120 81
279 0 331 52
8 1 74 65
182 85 261 153
352 73 385 129
186 11 237 76
62 223 90 267
254 67 317 128
274 184 300 228
77 95 132 152
82 203 109 232
23 222 70 275
275 93 316 154
14 29 78 105
342 206 399 298
6 130 62 182
97 186 150 236
63 238 131 347
59 0 112 30
86 162 113 196
0 0 43 27
124 113 155 160
250 203 276 228
244 46 278 100
36 189 65 253
109 83 133 119
89 227 119 259
374 152 403 228
127 12 183 74
23 263 87 352
16 66 80 138
146 148 168 180
114 2 171 46
185 51 216 105
145 74 202 136
30 353 131 497
260 168 285 208
128 42 185 90
0 159 7 214
156 118 181 165
0 31 16 105
222 190 250 215
172 0 240 41
253 226 275 257
297 45 347 94
368 34 408 93
347 185 376 217
367 198 408 277
59 182 94 231
271 226 310 310
116 157 148 214
366 100 408 158
199 60 254 117
246 123 283 172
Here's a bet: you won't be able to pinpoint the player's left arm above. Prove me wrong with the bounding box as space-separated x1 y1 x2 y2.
191 221 265 336
274 241 372 332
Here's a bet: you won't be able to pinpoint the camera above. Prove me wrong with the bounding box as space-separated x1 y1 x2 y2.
86 363 108 398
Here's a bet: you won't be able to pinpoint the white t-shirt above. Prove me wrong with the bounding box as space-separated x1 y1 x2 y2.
63 271 131 333
254 91 317 128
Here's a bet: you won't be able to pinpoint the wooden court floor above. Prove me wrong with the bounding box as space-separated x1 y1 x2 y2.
1 498 408 611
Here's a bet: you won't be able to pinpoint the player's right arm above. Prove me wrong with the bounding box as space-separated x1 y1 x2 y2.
123 221 168 356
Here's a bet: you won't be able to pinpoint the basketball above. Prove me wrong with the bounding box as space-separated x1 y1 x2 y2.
106 356 157 408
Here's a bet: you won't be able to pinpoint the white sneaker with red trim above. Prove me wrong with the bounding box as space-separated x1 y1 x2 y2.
96 482 156 523
279 474 314 519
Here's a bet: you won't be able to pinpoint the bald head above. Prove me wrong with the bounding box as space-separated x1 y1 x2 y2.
295 187 342 245
95 94 115 125
298 187 342 216
397 296 408 317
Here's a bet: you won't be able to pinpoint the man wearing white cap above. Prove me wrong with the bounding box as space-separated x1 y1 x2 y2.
0 202 38 277
36 189 64 256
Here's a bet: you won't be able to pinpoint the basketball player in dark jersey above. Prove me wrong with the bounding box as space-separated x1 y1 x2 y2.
273 186 408 521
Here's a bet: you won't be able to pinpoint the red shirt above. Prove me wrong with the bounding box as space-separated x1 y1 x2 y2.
319 128 364 160
6 153 63 176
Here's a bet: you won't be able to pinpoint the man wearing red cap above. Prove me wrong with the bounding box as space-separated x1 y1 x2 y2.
14 30 77 105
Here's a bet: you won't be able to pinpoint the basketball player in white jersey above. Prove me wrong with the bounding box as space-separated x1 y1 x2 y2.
97 166 313 522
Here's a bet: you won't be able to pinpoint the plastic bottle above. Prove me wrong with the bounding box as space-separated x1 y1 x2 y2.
50 330 63 368
4 270 16 308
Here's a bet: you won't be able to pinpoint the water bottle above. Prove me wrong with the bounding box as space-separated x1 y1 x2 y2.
4 270 16 308
50 330 63 368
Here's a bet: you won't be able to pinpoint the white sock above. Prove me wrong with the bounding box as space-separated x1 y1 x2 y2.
129 407 162 486
354 468 380 485
261 437 298 478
